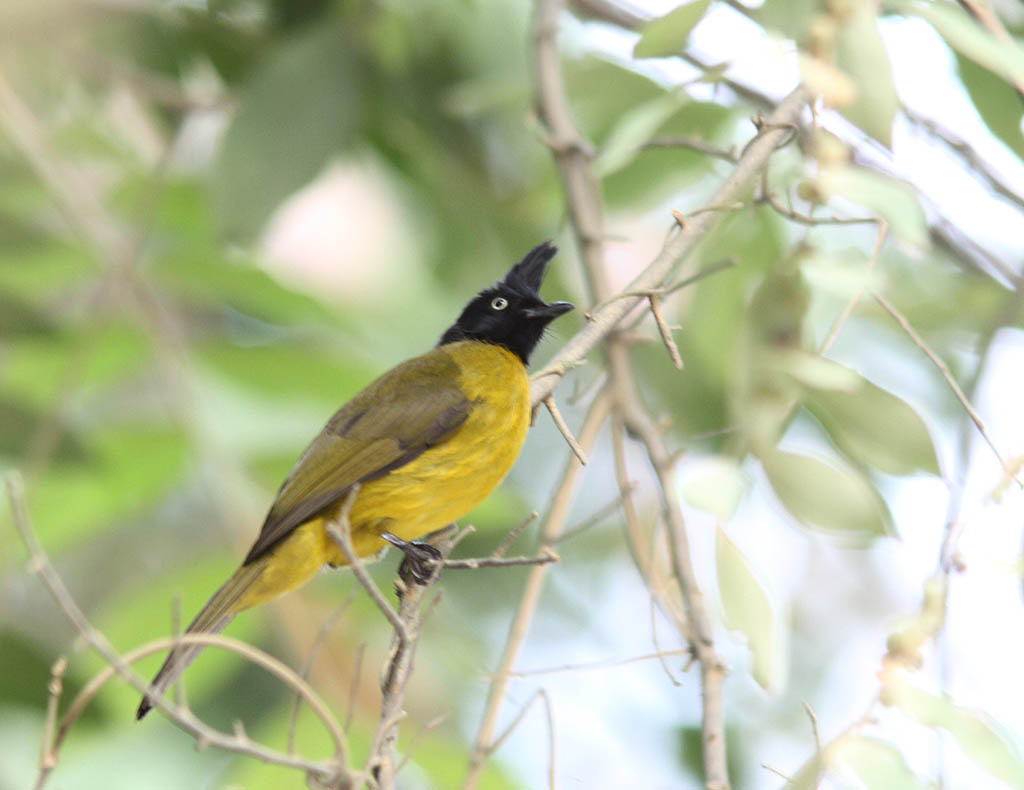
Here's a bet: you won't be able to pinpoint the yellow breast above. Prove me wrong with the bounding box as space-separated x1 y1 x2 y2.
324 341 530 562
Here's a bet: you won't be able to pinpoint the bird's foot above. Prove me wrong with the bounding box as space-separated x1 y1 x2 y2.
380 532 443 585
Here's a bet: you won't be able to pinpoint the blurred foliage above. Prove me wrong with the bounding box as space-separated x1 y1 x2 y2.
1 0 1024 788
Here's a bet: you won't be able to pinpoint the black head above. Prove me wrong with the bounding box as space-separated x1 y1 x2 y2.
438 242 574 365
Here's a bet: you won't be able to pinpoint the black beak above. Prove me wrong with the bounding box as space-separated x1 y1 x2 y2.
525 301 574 320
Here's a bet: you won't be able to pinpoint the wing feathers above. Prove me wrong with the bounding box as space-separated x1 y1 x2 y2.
242 350 470 564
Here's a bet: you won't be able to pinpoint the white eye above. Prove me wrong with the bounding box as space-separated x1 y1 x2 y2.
491 296 509 311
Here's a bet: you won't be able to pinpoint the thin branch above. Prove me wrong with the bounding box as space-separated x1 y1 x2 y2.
342 643 367 739
534 2 782 785
803 701 822 755
6 471 354 789
465 392 612 789
649 294 684 370
53 635 350 783
498 647 693 678
39 657 67 782
650 591 685 687
440 551 559 570
395 712 450 775
288 596 355 756
555 484 636 544
368 532 454 788
902 103 1024 213
528 80 816 407
872 291 1015 481
494 511 539 559
543 395 589 464
819 220 888 354
757 186 878 227
643 135 739 162
324 485 406 639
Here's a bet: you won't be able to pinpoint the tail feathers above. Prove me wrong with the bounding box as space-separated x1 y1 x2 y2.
136 562 264 720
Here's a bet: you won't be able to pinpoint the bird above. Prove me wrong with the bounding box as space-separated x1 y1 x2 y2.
136 241 573 719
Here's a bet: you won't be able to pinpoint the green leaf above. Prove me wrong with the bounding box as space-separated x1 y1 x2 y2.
897 0 1024 91
595 90 688 177
806 374 941 476
958 54 1024 161
565 57 667 143
28 426 190 549
602 100 732 208
892 683 1024 787
0 292 55 337
633 1 712 59
762 449 893 541
834 736 932 789
196 341 374 405
214 26 362 239
756 0 823 41
682 456 746 520
834 7 898 146
0 397 88 463
768 349 862 392
716 527 779 689
816 165 929 249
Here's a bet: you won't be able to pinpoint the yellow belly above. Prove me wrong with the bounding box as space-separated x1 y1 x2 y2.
236 342 530 609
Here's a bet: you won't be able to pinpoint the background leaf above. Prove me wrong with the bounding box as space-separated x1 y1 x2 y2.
716 526 779 689
892 683 1024 787
900 1 1024 90
805 372 941 476
834 7 898 146
761 449 893 540
633 1 712 59
214 26 362 239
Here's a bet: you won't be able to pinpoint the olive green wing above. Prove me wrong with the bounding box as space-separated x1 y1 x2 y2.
243 349 471 564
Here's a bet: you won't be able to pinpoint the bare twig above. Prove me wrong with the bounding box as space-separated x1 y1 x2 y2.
644 135 739 162
39 657 67 781
465 392 612 788
819 220 888 354
873 291 1015 481
902 103 1024 212
650 591 685 687
803 701 822 754
498 647 693 678
288 596 355 756
368 531 454 788
556 484 636 543
758 186 878 227
325 485 406 639
483 687 557 790
528 80 815 407
649 294 684 370
6 471 354 789
54 635 350 782
543 395 589 464
395 712 450 775
441 551 559 570
535 3 804 787
494 511 539 558
345 642 367 735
